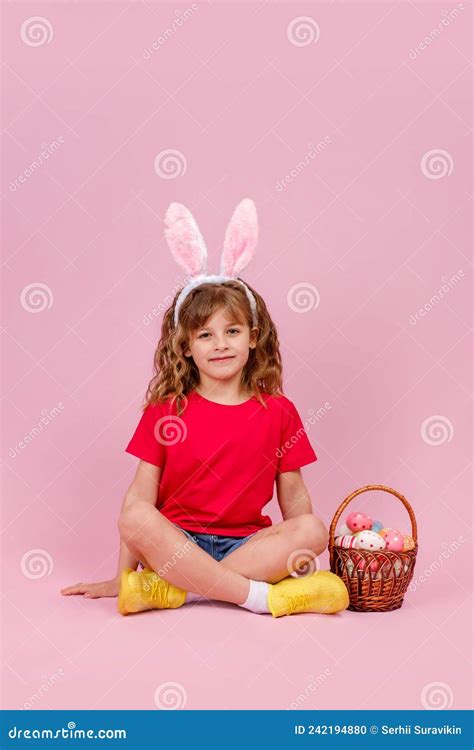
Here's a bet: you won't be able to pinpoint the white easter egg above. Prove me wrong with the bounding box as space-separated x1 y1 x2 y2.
354 529 387 551
335 534 358 549
336 523 352 536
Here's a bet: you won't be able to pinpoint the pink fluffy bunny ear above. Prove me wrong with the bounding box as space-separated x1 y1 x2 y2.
164 202 208 277
220 198 258 277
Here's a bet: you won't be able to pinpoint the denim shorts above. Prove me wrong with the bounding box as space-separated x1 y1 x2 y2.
173 523 257 562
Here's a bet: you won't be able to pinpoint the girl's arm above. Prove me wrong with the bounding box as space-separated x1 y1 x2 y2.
276 468 313 519
60 460 162 598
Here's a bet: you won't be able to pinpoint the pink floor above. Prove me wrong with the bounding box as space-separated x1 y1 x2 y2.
3 537 471 711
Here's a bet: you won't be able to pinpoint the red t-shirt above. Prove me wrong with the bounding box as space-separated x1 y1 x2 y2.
125 390 317 536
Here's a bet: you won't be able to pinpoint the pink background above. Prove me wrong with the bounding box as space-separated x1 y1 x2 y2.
1 1 472 711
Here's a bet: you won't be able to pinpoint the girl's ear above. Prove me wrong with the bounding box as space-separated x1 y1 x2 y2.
220 198 258 277
164 202 208 276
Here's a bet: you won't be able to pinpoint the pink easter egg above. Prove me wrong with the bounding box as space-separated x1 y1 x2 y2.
334 534 358 549
353 550 389 574
374 552 388 572
380 528 404 552
346 511 373 533
355 554 380 573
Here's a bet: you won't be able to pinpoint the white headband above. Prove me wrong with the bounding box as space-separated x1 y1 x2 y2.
173 274 258 328
164 199 259 329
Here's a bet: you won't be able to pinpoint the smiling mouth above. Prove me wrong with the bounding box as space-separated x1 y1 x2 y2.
209 356 235 362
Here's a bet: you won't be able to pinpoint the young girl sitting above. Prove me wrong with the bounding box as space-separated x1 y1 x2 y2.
61 199 349 618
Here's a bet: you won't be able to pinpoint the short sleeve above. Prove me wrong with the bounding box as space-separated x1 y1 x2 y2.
125 404 166 468
277 400 318 473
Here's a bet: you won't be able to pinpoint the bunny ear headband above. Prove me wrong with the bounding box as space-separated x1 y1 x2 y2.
164 198 259 328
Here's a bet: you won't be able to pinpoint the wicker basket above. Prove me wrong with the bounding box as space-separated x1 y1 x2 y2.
329 484 418 612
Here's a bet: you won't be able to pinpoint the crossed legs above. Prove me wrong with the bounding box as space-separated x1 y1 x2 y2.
118 501 329 605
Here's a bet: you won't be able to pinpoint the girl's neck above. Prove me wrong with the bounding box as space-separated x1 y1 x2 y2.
194 383 251 406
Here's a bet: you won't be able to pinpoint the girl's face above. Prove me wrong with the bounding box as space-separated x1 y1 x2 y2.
184 308 257 383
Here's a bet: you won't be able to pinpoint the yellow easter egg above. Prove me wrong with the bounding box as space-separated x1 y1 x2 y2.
403 535 415 551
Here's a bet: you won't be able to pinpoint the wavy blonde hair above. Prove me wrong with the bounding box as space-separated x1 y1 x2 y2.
142 279 284 417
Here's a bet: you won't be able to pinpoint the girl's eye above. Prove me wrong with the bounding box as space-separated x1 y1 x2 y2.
198 329 240 339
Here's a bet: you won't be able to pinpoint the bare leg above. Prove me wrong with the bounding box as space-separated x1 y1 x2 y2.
219 514 329 583
118 501 250 605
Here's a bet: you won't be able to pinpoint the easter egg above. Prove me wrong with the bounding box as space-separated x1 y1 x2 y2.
334 534 358 549
375 553 388 572
380 528 404 552
352 552 380 573
356 557 380 573
368 558 380 573
354 530 387 551
393 559 403 576
346 511 373 533
403 535 415 551
336 523 352 537
371 520 383 533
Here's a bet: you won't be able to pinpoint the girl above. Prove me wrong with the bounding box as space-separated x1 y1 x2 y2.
61 199 349 617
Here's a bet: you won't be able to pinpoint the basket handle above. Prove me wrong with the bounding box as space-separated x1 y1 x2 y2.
328 484 417 552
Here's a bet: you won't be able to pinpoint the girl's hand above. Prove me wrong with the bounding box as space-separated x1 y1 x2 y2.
60 577 119 599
